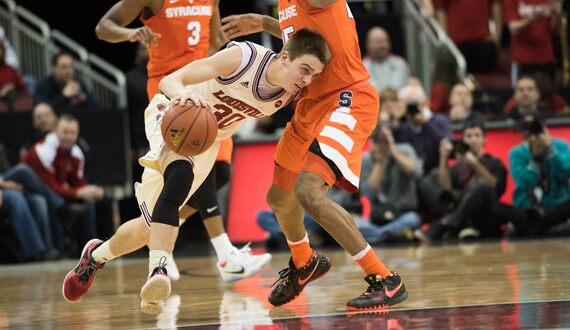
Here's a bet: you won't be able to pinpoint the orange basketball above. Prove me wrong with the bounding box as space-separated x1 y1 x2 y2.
161 101 218 157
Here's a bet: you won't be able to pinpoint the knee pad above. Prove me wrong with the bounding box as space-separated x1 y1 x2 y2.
193 166 222 219
214 161 231 190
152 160 194 226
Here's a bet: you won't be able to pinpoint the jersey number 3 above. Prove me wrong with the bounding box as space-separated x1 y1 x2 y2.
187 21 201 46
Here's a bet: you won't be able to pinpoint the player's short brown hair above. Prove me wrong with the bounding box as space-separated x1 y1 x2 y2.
281 28 331 65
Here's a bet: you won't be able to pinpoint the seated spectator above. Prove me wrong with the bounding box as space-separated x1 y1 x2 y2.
503 73 567 115
22 114 103 253
362 27 410 94
448 83 484 123
34 51 95 109
506 76 548 120
358 123 422 244
0 188 55 261
1 163 65 255
434 0 501 74
0 39 28 106
392 84 452 175
21 103 58 153
430 47 460 114
416 121 508 241
508 113 570 236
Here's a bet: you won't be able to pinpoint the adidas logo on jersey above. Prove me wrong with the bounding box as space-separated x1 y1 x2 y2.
240 81 250 88
170 128 185 148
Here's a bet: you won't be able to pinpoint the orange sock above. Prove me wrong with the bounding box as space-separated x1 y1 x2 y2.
353 244 391 277
287 234 313 269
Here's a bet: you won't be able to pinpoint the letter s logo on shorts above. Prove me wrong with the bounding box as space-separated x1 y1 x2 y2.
338 91 353 108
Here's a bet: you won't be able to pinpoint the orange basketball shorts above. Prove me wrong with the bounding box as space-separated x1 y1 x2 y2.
147 76 233 163
273 82 379 192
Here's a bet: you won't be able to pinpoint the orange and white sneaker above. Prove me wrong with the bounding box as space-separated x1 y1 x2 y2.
346 272 408 311
62 239 105 302
217 243 272 283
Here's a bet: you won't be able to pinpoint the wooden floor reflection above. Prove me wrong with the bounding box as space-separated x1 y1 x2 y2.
1 238 570 329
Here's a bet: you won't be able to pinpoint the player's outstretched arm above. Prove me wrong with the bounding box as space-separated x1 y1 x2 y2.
95 0 161 48
209 0 230 52
158 46 243 103
222 14 281 40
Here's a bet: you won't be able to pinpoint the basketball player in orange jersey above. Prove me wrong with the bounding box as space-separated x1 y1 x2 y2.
221 0 408 310
61 29 330 315
94 0 272 284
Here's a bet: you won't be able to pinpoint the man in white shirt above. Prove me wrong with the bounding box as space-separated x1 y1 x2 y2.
362 27 410 94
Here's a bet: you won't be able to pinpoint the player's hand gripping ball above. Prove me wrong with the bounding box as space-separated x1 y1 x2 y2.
161 101 218 157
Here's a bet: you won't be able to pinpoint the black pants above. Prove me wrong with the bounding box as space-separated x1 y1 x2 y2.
510 200 570 237
458 41 498 74
447 182 512 237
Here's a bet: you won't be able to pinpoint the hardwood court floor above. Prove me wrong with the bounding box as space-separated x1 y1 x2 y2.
1 238 570 329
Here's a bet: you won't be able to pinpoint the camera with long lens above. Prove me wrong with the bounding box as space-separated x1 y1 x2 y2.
520 118 544 136
406 102 420 116
448 138 470 158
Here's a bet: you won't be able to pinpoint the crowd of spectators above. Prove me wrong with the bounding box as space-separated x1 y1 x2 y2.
1 1 570 261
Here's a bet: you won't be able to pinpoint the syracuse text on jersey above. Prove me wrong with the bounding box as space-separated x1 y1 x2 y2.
166 1 212 18
278 5 298 23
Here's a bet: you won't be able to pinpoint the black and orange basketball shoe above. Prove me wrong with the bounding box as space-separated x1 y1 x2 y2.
346 272 408 311
268 251 331 306
62 239 105 302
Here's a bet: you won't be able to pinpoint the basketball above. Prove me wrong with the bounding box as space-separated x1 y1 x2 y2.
160 101 218 157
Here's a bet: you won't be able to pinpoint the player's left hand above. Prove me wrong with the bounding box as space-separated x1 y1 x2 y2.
174 91 211 110
221 14 264 39
128 26 161 48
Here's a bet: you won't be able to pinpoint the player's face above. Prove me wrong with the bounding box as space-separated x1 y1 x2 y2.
56 120 79 150
283 53 325 94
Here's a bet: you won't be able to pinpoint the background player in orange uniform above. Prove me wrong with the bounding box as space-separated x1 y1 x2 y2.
95 0 271 284
222 0 408 311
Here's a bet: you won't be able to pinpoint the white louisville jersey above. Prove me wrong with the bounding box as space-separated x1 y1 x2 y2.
186 41 297 141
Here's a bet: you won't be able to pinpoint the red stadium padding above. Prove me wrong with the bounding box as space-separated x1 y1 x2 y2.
227 126 570 243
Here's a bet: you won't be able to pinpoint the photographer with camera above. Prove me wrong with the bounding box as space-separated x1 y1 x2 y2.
416 120 508 241
392 84 452 175
508 113 570 236
358 115 422 244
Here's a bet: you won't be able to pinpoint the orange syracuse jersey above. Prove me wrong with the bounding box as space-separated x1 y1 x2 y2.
277 0 370 101
142 0 213 79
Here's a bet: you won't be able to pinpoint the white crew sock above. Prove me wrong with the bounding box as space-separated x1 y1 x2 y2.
148 250 170 278
210 233 234 263
92 241 116 264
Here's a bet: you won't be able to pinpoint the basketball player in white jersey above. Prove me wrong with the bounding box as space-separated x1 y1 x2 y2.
62 29 330 315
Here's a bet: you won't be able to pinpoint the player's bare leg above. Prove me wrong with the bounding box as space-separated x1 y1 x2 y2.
295 172 407 311
266 182 331 306
266 185 306 242
295 173 365 255
139 153 193 314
